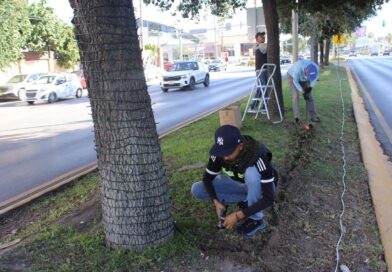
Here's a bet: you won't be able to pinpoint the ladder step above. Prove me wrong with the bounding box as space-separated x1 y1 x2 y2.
246 108 267 114
251 98 270 101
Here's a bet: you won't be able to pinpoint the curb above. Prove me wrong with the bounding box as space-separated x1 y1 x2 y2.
347 66 392 269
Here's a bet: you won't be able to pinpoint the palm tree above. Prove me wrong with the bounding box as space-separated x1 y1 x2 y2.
69 0 174 250
262 0 284 115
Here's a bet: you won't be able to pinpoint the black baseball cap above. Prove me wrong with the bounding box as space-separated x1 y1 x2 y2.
255 32 266 38
210 125 243 157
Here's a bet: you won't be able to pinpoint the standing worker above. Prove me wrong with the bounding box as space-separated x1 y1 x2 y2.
255 31 268 85
251 31 268 110
287 59 321 125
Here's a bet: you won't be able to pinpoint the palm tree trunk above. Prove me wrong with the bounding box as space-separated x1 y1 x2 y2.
310 35 319 64
262 0 284 116
69 0 173 250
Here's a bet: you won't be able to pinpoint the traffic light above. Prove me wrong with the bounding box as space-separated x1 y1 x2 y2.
382 20 386 27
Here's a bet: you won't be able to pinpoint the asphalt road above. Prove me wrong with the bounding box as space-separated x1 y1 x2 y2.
0 65 290 203
348 56 392 159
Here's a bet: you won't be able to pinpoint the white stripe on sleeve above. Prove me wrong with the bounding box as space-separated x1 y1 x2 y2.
258 158 266 171
261 177 275 183
206 168 219 175
257 160 265 171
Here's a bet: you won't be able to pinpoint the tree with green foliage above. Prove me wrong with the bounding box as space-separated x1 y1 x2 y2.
279 0 386 65
26 0 59 52
144 43 158 65
0 0 30 70
54 23 80 68
27 0 79 69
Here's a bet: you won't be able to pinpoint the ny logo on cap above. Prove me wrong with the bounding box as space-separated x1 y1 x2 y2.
217 137 224 146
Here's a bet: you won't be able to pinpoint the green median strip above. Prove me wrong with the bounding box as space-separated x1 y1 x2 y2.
0 65 386 271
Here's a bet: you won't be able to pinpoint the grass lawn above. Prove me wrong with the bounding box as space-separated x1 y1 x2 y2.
0 65 386 271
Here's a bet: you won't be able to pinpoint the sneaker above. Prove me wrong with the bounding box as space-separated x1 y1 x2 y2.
310 116 321 122
295 118 303 126
236 218 268 237
237 201 248 210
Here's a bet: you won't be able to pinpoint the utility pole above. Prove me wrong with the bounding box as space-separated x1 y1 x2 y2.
139 0 143 51
292 0 299 62
214 16 218 59
254 0 257 32
178 29 183 60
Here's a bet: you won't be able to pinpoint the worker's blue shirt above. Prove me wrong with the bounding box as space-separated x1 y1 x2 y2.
287 60 319 92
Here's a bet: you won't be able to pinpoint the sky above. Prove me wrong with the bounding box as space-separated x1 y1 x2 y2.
35 0 258 30
362 1 392 37
35 0 392 37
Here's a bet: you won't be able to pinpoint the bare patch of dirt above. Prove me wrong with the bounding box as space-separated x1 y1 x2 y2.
162 256 254 272
56 192 101 233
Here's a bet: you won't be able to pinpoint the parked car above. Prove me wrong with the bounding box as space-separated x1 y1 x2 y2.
280 56 291 64
0 73 43 100
238 57 250 65
72 70 87 89
208 59 227 72
348 51 357 57
163 62 174 71
24 73 83 105
160 61 209 92
383 50 390 56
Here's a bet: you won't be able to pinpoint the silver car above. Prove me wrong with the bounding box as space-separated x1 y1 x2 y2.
0 73 43 100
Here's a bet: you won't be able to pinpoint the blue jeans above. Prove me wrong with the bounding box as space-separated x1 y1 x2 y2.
191 166 263 220
256 70 268 97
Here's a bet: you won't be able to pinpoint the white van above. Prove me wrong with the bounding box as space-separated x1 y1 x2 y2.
24 73 83 105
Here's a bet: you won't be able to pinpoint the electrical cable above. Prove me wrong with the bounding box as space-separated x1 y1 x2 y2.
334 52 347 272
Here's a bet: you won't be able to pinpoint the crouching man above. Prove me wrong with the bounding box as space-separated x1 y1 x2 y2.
191 125 278 237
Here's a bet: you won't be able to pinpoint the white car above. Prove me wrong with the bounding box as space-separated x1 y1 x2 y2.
160 61 209 92
24 73 83 105
0 73 44 100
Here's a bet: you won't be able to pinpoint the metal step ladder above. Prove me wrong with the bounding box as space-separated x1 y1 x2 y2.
242 63 283 124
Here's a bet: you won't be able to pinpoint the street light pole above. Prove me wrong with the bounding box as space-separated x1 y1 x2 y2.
139 0 144 51
178 29 183 60
214 16 218 59
292 0 299 62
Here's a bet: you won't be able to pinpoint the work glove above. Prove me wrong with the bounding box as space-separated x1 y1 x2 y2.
303 87 312 101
